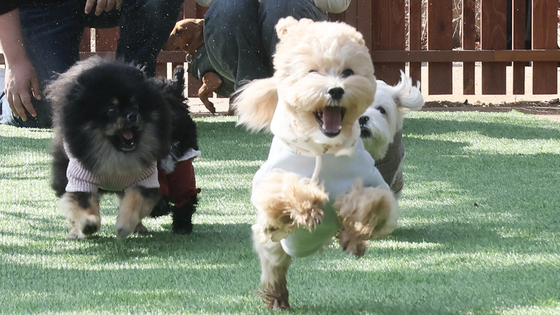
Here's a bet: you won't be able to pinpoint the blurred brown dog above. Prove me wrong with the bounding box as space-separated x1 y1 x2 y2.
163 18 226 115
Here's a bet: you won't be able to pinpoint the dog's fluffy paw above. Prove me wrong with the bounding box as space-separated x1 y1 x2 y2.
134 222 149 234
252 171 328 243
338 227 367 257
335 180 400 255
66 225 88 239
289 194 325 232
259 284 290 310
252 221 292 243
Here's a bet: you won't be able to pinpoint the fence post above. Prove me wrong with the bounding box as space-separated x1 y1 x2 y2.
481 0 507 94
409 0 423 85
462 0 477 95
532 0 558 94
427 0 453 94
371 0 406 85
512 0 528 94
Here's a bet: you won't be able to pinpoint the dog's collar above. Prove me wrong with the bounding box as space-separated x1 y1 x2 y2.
185 53 196 63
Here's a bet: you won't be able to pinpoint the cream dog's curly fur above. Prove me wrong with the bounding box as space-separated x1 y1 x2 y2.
234 17 400 310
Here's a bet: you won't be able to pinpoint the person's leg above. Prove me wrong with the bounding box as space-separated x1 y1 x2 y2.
113 0 183 77
259 0 329 63
10 1 84 127
204 0 271 88
86 0 183 77
203 0 329 89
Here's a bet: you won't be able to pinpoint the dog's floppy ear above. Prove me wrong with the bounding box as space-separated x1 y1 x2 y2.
395 70 424 114
233 78 278 132
275 17 313 40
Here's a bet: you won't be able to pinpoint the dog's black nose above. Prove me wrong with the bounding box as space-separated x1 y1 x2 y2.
328 87 345 101
126 112 138 124
359 116 369 125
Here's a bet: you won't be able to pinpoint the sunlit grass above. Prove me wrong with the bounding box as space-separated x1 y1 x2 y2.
1 111 559 314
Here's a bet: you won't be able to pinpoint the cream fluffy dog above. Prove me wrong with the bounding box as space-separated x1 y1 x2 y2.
234 17 400 310
359 71 424 198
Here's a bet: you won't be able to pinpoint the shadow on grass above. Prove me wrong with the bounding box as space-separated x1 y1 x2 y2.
407 112 560 140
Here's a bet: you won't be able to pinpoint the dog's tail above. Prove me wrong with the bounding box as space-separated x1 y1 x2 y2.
233 77 278 132
395 70 424 112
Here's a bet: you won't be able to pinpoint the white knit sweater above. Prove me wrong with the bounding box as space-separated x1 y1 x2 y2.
64 144 159 193
253 137 389 257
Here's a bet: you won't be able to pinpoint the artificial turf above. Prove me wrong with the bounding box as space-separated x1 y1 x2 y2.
0 111 559 314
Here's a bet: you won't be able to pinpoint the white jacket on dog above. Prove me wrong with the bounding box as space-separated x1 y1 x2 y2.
253 136 389 257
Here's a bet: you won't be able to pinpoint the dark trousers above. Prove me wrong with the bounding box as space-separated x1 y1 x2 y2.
203 0 329 90
4 0 183 127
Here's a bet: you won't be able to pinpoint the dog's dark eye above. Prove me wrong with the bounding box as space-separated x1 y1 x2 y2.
309 70 318 74
376 106 386 115
107 106 118 116
342 69 354 78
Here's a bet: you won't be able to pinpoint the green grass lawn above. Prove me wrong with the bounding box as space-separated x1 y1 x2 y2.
1 111 559 314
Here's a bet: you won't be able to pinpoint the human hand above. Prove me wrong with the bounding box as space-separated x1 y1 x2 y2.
84 0 123 16
4 58 41 122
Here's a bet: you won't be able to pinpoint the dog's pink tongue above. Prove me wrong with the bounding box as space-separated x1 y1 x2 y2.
121 129 134 140
322 107 343 133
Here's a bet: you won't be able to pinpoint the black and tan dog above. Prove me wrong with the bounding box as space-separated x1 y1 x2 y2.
48 56 199 238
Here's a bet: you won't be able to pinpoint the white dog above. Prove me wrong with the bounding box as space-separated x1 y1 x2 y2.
359 72 424 198
233 17 400 310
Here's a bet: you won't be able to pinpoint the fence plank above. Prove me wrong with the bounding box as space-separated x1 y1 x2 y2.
371 0 406 85
481 0 507 94
65 0 559 99
462 0 477 95
532 0 558 95
427 0 453 94
357 0 373 51
96 28 119 51
338 1 358 28
408 0 422 85
182 0 198 18
512 0 528 94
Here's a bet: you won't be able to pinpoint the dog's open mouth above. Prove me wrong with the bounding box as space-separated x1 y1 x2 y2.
359 116 372 139
114 128 138 151
314 106 345 138
360 128 372 139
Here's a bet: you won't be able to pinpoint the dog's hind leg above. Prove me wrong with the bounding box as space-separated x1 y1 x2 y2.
115 187 160 238
253 233 292 310
252 171 328 243
59 192 101 239
335 179 400 257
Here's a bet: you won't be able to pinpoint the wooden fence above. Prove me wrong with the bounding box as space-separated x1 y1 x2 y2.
331 0 559 96
2 0 559 98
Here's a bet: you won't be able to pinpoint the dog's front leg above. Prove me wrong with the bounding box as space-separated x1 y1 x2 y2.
252 171 328 243
335 180 400 257
59 192 101 239
253 233 292 310
198 72 222 115
115 187 160 238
